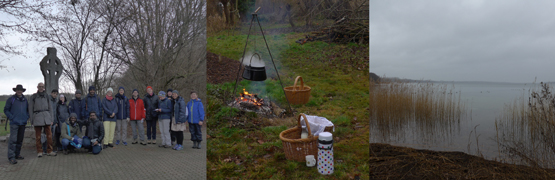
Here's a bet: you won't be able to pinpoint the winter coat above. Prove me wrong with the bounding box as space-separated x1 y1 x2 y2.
29 92 53 126
143 93 159 121
60 121 83 141
69 98 86 120
157 97 172 120
115 93 130 120
102 97 118 122
129 97 146 121
50 95 58 124
3 94 29 126
84 118 104 143
186 98 205 124
85 93 103 120
57 101 70 125
173 96 187 123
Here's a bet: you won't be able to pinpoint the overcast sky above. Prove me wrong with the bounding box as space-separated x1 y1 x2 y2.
370 0 555 83
0 11 62 96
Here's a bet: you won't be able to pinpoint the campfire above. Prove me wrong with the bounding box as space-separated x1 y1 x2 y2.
229 89 275 115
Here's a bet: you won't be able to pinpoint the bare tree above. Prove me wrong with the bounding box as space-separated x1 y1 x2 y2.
106 0 206 100
19 0 122 93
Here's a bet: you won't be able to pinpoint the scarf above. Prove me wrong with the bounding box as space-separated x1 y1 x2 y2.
106 95 113 101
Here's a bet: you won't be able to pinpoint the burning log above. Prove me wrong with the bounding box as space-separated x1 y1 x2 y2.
229 89 274 116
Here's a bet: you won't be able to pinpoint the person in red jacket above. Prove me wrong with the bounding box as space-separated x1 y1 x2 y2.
129 89 146 145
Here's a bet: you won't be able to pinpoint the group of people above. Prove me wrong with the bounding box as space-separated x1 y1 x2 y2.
3 83 205 165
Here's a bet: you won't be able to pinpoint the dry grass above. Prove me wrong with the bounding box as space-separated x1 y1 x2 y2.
495 82 555 169
207 15 228 35
369 80 465 143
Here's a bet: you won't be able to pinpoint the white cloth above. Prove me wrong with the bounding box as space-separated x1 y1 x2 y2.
300 115 334 136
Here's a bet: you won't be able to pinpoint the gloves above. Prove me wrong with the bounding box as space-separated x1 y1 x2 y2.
140 119 144 123
126 118 130 123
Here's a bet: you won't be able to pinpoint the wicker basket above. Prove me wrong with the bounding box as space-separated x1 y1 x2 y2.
284 76 311 105
280 113 333 162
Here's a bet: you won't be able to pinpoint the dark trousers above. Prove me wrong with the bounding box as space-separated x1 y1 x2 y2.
175 131 184 145
146 120 157 140
82 137 102 154
188 123 202 142
7 124 25 160
170 130 177 142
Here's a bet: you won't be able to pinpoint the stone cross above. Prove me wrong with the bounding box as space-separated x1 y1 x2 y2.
40 47 64 94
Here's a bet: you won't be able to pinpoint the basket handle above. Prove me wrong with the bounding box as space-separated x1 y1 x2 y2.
297 113 313 138
248 53 261 67
292 76 304 91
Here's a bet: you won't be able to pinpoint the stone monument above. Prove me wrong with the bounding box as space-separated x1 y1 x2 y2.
40 47 64 94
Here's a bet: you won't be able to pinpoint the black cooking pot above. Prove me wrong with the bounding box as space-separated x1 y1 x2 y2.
242 53 267 81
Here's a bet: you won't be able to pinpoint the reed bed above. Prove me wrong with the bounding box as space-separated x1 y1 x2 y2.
369 79 465 144
495 82 555 169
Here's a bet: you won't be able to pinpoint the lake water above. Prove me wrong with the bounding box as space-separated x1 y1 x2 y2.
370 81 554 161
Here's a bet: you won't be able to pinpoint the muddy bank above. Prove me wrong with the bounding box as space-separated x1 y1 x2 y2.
370 143 555 180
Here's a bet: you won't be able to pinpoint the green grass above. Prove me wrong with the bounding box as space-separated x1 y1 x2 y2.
0 101 5 113
207 24 369 179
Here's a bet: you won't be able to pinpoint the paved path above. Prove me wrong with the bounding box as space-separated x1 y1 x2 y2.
0 126 206 180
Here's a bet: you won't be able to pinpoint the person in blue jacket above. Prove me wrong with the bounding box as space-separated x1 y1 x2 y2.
114 87 130 146
4 85 30 164
85 86 102 121
170 90 187 150
187 91 205 149
69 90 86 129
102 87 118 149
156 91 172 148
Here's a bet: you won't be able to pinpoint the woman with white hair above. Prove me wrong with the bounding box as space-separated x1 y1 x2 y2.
102 87 118 149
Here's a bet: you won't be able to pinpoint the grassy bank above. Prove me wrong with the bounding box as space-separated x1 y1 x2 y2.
207 24 369 179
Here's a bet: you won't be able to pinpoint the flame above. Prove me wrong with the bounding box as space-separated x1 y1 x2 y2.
235 88 264 106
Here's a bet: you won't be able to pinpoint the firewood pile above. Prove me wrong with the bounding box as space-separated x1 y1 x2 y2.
296 17 368 45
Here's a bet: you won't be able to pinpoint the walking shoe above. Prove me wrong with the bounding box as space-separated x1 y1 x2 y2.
141 141 147 145
37 153 43 158
172 144 179 150
164 145 171 148
116 140 120 145
147 140 151 144
159 144 164 148
196 142 201 149
132 140 138 144
123 142 128 146
63 149 68 155
46 152 57 156
108 144 114 147
9 159 17 164
15 155 24 160
103 144 108 149
176 145 183 151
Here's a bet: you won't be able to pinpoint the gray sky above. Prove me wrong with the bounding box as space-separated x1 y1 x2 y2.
370 0 555 83
0 11 67 95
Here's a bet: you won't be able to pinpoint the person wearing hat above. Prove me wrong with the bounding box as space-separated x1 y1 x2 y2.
29 82 57 157
85 86 103 121
4 84 30 164
60 113 84 155
82 111 104 155
70 89 86 130
129 89 146 145
114 87 130 146
143 86 159 144
54 94 70 152
156 91 172 148
170 90 187 150
187 91 205 149
102 87 118 148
